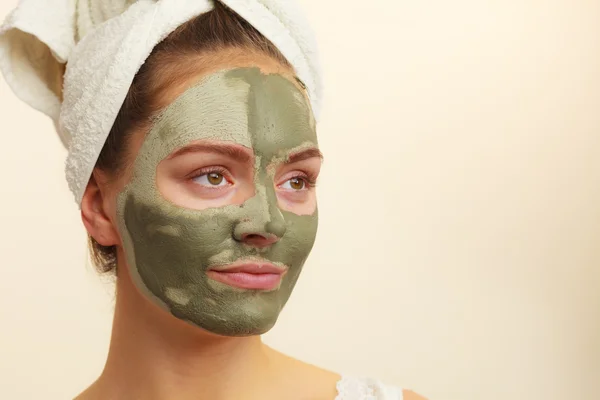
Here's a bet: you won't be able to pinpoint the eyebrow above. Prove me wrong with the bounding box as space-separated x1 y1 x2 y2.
286 147 324 164
166 143 253 163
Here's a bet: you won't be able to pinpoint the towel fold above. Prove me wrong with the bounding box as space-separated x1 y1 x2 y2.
0 0 322 205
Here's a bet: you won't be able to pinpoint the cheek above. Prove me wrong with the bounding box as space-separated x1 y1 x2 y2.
279 211 318 262
120 194 240 291
277 191 317 216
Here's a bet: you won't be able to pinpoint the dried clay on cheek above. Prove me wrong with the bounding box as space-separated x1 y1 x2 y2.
115 68 319 336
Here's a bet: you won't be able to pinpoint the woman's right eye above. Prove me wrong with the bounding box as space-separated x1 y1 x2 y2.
192 172 229 187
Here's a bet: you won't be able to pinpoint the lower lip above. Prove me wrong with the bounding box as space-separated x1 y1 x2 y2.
206 271 284 290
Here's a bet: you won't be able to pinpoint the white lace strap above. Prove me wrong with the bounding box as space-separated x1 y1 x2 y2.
335 376 404 400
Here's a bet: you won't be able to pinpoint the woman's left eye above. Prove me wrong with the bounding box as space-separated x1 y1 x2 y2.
280 177 307 190
192 172 228 187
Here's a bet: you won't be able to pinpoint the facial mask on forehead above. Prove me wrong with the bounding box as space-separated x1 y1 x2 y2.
115 67 318 336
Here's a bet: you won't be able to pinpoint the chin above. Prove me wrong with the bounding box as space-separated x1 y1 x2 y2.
179 311 279 337
167 297 283 337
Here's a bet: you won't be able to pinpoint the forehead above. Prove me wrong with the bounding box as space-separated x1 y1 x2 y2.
152 67 317 158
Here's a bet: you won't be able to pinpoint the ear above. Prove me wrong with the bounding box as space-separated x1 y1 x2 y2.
81 171 120 247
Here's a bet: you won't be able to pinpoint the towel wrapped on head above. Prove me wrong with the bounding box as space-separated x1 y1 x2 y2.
0 0 322 205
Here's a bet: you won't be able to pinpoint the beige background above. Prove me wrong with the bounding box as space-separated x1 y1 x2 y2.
1 1 599 399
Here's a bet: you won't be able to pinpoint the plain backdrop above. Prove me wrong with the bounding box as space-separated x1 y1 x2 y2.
1 1 599 399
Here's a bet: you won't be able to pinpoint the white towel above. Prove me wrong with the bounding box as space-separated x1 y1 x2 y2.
0 0 323 205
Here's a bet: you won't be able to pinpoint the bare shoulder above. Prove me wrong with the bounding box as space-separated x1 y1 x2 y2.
402 389 429 400
73 380 103 400
267 347 340 399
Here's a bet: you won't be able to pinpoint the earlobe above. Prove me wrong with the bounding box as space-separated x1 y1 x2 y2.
80 172 120 247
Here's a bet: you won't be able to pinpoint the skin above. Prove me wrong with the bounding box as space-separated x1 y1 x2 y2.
78 49 427 400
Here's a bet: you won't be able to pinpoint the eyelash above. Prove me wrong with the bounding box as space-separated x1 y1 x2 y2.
285 172 318 189
188 166 232 183
187 167 318 188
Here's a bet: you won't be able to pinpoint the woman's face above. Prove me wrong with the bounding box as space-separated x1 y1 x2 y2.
106 57 321 336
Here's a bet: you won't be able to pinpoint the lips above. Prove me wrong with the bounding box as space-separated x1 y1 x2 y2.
206 261 287 290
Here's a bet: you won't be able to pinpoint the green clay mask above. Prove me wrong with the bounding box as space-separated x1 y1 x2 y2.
115 68 318 336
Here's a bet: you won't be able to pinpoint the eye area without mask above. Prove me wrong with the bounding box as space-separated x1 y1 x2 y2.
156 139 322 216
191 167 315 192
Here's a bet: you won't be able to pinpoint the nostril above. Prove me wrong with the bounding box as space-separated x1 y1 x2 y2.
241 233 278 248
244 234 263 242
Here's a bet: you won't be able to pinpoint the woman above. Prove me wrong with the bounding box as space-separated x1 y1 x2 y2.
0 1 427 399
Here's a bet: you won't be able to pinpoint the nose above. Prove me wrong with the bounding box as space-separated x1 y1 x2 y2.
233 216 287 248
233 175 287 249
233 189 287 249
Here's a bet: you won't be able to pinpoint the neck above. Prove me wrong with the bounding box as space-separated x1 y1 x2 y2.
96 265 274 400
